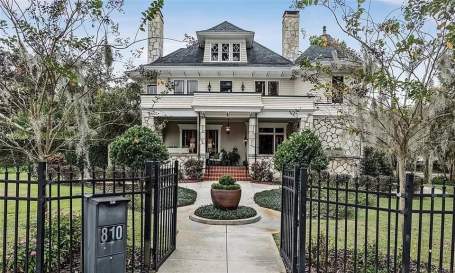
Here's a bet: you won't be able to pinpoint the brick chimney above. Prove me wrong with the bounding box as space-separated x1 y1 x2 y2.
147 11 164 63
282 10 300 62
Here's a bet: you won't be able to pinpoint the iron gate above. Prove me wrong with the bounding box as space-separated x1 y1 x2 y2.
0 160 179 273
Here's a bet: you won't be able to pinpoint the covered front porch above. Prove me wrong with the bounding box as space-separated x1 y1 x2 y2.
161 114 297 165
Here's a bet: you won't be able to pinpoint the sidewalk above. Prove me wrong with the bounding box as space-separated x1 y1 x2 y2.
158 181 286 273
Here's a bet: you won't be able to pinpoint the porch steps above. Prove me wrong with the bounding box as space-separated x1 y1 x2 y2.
203 166 251 181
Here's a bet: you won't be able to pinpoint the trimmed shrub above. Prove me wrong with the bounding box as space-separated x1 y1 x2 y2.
432 175 455 185
212 175 240 190
360 146 393 176
273 130 328 172
250 161 274 182
109 126 169 168
194 205 257 220
183 159 204 181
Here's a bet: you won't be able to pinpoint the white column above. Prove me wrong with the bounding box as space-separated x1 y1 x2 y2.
247 115 257 161
199 113 206 160
299 114 313 131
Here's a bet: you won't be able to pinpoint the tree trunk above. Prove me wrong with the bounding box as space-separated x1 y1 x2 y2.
423 153 433 184
397 153 407 211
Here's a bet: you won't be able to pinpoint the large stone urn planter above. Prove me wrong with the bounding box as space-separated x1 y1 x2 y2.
211 188 242 210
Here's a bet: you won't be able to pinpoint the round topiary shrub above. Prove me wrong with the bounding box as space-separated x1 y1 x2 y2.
273 129 329 171
194 205 257 220
110 125 169 168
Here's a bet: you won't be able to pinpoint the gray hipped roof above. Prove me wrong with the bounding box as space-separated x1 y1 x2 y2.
198 21 252 33
147 41 293 67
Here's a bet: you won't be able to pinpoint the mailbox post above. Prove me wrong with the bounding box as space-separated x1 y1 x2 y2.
84 195 130 273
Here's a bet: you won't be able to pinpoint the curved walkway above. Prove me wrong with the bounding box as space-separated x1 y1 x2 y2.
158 181 286 273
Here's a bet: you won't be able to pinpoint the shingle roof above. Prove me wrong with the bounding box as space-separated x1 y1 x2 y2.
146 41 293 67
296 33 361 64
198 21 252 33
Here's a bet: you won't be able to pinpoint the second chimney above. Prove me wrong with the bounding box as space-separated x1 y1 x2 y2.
148 11 164 63
282 10 300 62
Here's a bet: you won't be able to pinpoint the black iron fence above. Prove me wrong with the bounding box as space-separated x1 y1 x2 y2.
0 160 178 273
280 166 455 273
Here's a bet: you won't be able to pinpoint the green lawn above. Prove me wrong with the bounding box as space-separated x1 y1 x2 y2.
256 187 455 270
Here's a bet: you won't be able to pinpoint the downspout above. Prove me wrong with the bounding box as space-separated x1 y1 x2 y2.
197 112 200 159
255 113 258 163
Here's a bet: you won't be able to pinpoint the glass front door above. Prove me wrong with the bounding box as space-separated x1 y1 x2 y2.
206 130 219 156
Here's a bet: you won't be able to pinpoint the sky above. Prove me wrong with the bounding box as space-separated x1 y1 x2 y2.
113 0 405 69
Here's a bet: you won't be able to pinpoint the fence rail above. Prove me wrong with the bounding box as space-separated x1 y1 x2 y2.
0 160 178 273
280 166 455 273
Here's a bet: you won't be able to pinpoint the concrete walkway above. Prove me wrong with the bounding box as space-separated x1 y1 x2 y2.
158 181 286 273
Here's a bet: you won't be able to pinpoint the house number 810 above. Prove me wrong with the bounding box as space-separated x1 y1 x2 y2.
100 225 123 243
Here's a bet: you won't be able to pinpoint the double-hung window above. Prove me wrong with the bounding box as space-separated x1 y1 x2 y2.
146 84 157 95
211 44 219 61
222 43 229 61
174 80 184 94
259 127 285 154
332 76 344 103
232 43 240 61
182 130 197 153
255 81 266 95
267 81 279 96
187 80 198 94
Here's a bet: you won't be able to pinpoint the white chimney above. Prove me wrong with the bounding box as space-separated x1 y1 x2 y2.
148 11 164 63
282 10 300 62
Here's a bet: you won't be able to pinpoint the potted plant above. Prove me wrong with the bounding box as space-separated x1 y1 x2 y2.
211 175 241 209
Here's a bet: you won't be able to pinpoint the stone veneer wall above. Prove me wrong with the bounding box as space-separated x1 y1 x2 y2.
313 117 362 176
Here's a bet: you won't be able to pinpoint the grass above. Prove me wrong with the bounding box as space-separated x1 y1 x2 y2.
194 205 257 220
255 186 455 270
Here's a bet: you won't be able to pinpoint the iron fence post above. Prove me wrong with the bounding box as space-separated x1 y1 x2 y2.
292 165 300 273
172 161 179 247
298 167 308 273
152 161 160 270
402 174 414 273
143 161 153 270
36 161 47 273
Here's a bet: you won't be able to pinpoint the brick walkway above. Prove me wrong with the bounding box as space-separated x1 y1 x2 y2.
158 181 286 273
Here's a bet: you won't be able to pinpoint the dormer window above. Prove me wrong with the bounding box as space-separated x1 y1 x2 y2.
211 44 219 61
222 44 229 61
233 43 240 61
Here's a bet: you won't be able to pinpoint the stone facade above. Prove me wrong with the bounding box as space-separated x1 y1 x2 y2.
282 11 300 61
148 11 163 63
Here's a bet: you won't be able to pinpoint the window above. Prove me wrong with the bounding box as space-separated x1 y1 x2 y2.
182 130 197 153
268 81 279 96
222 43 229 61
255 81 266 95
332 76 344 103
174 80 184 94
211 44 219 61
259 127 285 154
146 84 157 94
232 43 240 61
220 81 232 92
187 80 198 94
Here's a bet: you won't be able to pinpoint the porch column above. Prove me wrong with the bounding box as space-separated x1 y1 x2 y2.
142 110 162 138
247 115 257 162
199 112 206 160
299 114 313 131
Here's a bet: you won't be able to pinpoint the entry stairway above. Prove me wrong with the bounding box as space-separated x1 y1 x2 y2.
203 166 251 181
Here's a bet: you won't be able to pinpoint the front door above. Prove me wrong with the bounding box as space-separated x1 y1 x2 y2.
206 130 219 156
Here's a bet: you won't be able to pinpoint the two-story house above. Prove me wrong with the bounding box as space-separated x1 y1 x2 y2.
129 10 362 179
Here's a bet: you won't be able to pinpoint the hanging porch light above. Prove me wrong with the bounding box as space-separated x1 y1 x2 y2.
225 112 231 134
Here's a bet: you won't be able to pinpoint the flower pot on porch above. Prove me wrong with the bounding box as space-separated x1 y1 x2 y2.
210 188 242 210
